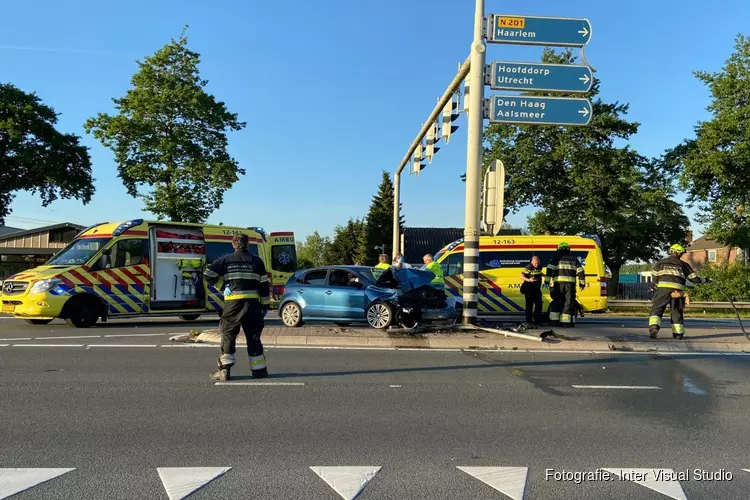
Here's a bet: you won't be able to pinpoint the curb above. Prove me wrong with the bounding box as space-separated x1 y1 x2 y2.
193 331 749 354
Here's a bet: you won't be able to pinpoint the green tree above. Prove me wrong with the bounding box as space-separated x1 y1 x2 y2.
0 83 94 224
485 48 689 295
364 171 404 264
84 27 245 223
296 231 333 268
663 34 750 258
329 218 367 265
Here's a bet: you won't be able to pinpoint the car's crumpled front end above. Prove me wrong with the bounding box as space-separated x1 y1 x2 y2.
374 268 458 328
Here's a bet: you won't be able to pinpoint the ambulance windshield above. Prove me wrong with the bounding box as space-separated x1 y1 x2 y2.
47 238 111 266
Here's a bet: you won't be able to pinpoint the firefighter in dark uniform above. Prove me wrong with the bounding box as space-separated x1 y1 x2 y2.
648 243 708 339
520 255 544 325
203 234 270 381
544 242 586 328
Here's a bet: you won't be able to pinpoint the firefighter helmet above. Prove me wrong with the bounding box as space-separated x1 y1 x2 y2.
558 242 571 251
669 243 686 255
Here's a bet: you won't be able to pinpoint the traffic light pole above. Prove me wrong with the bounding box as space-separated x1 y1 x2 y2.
392 57 471 260
461 0 486 324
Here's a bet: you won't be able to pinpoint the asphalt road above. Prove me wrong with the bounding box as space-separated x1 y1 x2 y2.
0 313 745 341
1 344 748 499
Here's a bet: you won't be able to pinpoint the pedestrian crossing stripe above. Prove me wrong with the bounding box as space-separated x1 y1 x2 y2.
310 466 381 500
0 468 75 499
603 468 688 500
458 467 527 500
157 467 231 500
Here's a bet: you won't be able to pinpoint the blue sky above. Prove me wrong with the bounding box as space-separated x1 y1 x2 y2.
2 0 747 239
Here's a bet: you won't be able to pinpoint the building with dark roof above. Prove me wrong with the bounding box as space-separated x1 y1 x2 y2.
685 235 742 269
0 223 85 279
0 225 22 236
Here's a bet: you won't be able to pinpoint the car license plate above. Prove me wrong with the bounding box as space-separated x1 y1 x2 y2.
1 304 15 313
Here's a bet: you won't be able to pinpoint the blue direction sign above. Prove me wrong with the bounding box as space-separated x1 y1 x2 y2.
487 15 592 47
488 95 593 126
490 61 593 93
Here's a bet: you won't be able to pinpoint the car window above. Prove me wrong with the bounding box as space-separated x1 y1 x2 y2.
329 270 357 287
302 270 328 285
114 239 149 268
441 253 464 276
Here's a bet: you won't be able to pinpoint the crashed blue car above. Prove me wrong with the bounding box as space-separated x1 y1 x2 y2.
278 265 460 329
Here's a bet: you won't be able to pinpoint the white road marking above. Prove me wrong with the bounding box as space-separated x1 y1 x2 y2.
389 385 402 388
743 468 749 472
572 385 662 390
157 467 230 500
0 338 32 341
310 466 381 500
214 382 305 386
0 468 75 499
12 344 84 348
36 335 100 340
602 468 688 500
86 344 158 348
458 466 528 500
105 333 169 337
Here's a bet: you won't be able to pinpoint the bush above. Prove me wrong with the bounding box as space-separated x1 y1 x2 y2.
689 263 750 302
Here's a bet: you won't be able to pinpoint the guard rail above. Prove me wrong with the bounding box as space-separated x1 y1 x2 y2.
608 299 750 310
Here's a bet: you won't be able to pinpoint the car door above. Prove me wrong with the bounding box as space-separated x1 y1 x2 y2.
88 238 150 315
296 269 329 318
325 269 367 320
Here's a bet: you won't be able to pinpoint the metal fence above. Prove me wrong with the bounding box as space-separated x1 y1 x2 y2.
616 282 653 300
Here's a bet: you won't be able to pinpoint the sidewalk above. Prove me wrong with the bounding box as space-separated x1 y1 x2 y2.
190 319 750 354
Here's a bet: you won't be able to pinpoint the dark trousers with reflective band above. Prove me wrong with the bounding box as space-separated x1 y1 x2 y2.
218 298 266 371
524 289 543 324
557 282 577 325
649 288 685 335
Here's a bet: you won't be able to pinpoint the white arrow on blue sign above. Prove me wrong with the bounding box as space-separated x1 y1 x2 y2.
488 15 592 47
490 62 593 93
488 95 593 126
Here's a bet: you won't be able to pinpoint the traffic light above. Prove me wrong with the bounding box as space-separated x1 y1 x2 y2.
425 121 440 163
442 96 459 144
413 141 425 175
460 173 466 182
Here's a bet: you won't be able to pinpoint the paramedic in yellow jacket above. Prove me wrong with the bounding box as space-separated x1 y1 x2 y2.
375 254 391 270
423 253 445 290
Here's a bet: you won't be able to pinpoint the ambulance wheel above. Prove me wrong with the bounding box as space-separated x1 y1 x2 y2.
180 314 201 321
366 302 393 329
25 319 53 325
63 296 101 328
281 302 302 328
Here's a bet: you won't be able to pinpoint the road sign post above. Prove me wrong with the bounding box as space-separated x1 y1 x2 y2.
489 61 592 93
488 95 592 126
462 0 486 324
487 15 592 47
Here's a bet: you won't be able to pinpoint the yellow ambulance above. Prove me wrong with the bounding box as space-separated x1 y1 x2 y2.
0 219 296 327
433 234 608 316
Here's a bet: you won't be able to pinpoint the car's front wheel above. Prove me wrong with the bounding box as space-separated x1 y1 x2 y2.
366 302 393 329
281 302 302 327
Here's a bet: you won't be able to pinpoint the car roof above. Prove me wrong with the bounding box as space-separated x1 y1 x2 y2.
299 265 372 272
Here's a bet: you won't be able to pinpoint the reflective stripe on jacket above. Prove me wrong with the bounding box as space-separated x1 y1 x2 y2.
545 253 585 285
204 250 270 306
652 254 703 290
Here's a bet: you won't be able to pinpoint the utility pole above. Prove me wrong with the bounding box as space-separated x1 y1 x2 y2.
461 0 486 324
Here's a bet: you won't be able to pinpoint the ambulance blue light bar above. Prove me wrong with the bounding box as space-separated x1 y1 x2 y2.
113 219 144 236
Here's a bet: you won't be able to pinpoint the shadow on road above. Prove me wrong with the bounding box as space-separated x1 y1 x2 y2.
222 353 731 381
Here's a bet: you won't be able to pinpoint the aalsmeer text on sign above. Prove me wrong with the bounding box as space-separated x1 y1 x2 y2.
488 95 593 126
490 61 593 93
487 14 592 47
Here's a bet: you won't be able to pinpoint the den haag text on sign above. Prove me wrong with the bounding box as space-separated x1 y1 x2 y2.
494 97 546 120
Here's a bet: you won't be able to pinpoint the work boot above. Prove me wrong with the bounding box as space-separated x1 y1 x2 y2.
210 366 231 382
251 368 268 379
673 332 684 340
649 327 659 339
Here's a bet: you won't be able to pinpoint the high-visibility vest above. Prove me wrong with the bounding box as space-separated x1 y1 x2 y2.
375 263 390 270
426 261 444 285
